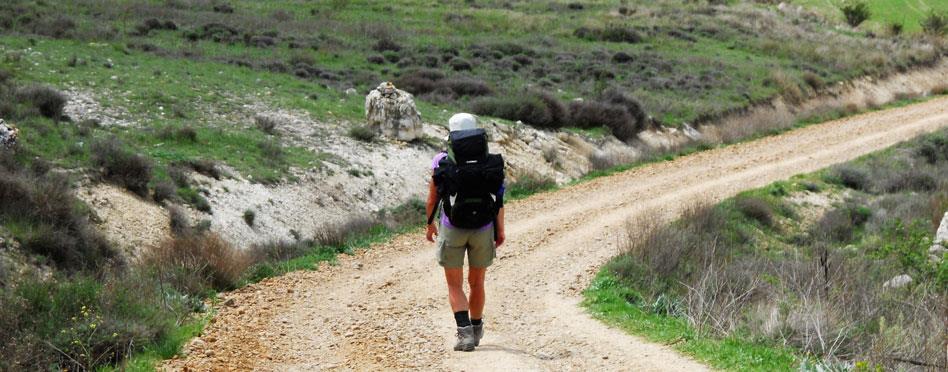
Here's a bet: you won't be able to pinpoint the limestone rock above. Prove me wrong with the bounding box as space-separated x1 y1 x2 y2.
883 274 912 289
935 211 948 245
0 119 18 149
365 82 423 142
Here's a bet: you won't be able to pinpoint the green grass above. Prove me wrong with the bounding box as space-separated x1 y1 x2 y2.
104 315 209 372
583 271 800 371
794 0 948 33
1 36 332 182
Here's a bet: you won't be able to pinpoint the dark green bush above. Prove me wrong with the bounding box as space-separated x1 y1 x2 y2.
840 1 870 28
921 12 947 35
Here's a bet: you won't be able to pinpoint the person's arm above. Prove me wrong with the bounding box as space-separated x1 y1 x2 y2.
425 179 439 242
495 207 505 247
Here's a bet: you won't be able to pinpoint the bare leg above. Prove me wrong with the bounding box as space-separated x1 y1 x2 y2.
444 268 468 312
468 267 486 319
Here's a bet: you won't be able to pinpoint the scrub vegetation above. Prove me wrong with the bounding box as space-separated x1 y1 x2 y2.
586 128 948 370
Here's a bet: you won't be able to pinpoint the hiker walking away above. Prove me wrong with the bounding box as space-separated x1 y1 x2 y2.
426 113 506 352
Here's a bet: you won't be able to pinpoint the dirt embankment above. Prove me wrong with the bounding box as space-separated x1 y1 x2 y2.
166 96 948 371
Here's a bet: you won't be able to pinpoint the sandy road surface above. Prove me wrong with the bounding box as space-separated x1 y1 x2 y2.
167 97 948 371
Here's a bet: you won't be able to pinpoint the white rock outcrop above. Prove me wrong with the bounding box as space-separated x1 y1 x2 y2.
365 82 423 142
0 119 18 149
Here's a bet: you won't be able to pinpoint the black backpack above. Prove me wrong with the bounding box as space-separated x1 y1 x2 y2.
429 128 505 229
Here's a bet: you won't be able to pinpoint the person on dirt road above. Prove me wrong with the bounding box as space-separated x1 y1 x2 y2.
426 113 506 352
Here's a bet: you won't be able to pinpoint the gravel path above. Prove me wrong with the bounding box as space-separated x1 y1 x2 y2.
166 97 948 371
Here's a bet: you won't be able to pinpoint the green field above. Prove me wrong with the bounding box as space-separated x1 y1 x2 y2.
794 0 948 33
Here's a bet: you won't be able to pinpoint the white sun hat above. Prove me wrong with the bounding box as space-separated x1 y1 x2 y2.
448 113 478 132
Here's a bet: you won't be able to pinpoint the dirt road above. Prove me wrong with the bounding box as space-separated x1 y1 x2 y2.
167 97 948 371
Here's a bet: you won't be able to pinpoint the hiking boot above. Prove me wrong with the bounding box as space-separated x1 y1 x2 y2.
473 322 484 346
454 326 476 352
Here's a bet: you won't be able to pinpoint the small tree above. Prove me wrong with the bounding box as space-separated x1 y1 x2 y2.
840 1 870 28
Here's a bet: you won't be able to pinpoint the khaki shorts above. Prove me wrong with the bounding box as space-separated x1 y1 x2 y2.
436 223 496 268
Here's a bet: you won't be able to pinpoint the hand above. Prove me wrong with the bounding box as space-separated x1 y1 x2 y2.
426 223 438 242
495 228 505 248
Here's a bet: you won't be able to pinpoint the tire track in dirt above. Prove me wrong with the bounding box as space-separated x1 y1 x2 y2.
166 96 948 371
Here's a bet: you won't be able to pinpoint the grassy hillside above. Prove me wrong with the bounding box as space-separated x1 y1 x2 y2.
1 0 944 129
586 128 948 370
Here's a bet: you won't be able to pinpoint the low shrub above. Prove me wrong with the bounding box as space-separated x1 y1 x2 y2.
612 51 633 63
373 39 401 52
367 54 385 64
0 164 116 271
243 209 255 227
450 58 473 71
394 69 445 95
183 159 222 180
568 100 639 141
888 22 904 36
349 125 377 142
840 1 870 27
159 125 198 142
17 85 67 120
168 205 191 236
471 91 565 129
254 114 280 135
257 139 284 162
153 181 176 203
167 165 191 187
734 196 774 227
91 137 153 198
802 71 824 90
141 232 250 296
921 12 947 35
574 25 643 43
830 165 870 191
439 77 492 97
178 187 212 213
